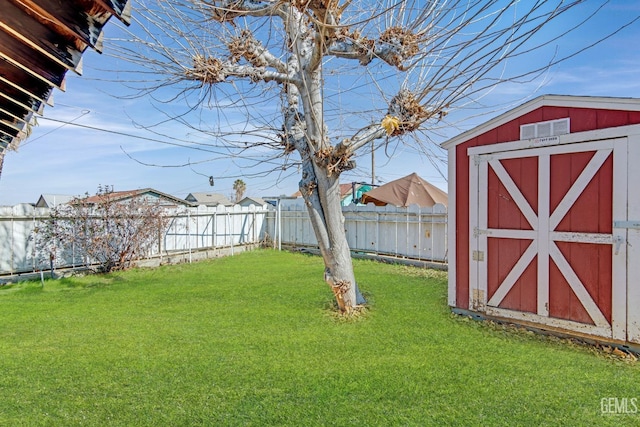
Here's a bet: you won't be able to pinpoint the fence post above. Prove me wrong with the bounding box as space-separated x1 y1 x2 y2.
212 206 220 248
187 208 192 263
229 210 234 256
275 200 281 250
32 209 36 272
11 215 15 274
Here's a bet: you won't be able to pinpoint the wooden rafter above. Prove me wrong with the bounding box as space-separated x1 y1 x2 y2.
0 0 130 166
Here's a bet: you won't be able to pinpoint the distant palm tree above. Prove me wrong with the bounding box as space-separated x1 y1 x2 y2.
233 179 246 203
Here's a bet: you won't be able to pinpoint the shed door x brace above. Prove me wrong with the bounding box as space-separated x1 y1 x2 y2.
468 137 627 341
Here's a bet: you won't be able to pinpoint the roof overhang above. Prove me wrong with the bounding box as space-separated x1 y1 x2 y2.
0 0 131 169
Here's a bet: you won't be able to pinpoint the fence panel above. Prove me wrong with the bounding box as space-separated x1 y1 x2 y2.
267 201 448 263
0 205 51 273
1 204 270 275
0 207 13 273
2 200 447 275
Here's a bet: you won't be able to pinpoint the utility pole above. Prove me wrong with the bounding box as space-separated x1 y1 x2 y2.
371 140 375 186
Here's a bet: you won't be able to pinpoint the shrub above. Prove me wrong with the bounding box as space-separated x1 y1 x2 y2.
34 186 168 272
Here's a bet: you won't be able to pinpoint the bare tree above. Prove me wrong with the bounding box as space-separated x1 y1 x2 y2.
111 0 636 312
34 186 168 273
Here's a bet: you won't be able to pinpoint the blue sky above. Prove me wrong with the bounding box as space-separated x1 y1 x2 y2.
1 1 639 206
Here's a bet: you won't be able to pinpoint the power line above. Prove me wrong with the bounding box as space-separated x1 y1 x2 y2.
21 110 90 147
34 115 225 154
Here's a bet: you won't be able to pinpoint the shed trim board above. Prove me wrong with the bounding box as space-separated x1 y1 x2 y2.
444 94 640 346
626 132 640 343
447 143 457 306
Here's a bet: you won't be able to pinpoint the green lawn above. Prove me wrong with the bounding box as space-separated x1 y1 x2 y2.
0 250 638 426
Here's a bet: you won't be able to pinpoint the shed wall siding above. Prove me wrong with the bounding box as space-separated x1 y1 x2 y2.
456 142 470 308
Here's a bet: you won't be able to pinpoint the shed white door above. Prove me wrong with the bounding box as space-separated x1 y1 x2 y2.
468 137 627 340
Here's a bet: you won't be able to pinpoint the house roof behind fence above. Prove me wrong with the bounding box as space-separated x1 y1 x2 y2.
35 194 75 208
185 192 233 206
291 183 364 200
80 188 192 207
238 196 266 206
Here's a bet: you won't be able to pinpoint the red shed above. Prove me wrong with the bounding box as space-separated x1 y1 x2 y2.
442 95 640 349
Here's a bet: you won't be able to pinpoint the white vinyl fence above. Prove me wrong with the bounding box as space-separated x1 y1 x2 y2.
163 205 268 259
266 200 448 263
0 204 270 275
0 204 44 274
1 200 448 276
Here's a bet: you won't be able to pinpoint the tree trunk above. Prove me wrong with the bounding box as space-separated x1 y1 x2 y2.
299 156 360 312
288 57 363 312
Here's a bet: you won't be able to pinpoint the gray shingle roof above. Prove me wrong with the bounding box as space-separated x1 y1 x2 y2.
185 192 233 206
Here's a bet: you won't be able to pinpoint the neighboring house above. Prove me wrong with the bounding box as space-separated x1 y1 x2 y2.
184 192 233 207
80 188 192 208
441 94 640 350
291 183 370 206
261 196 299 208
35 194 75 208
341 183 374 205
350 183 373 205
238 197 267 207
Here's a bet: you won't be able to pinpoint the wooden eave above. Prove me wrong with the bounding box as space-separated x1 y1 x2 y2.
1 0 85 73
0 0 130 170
